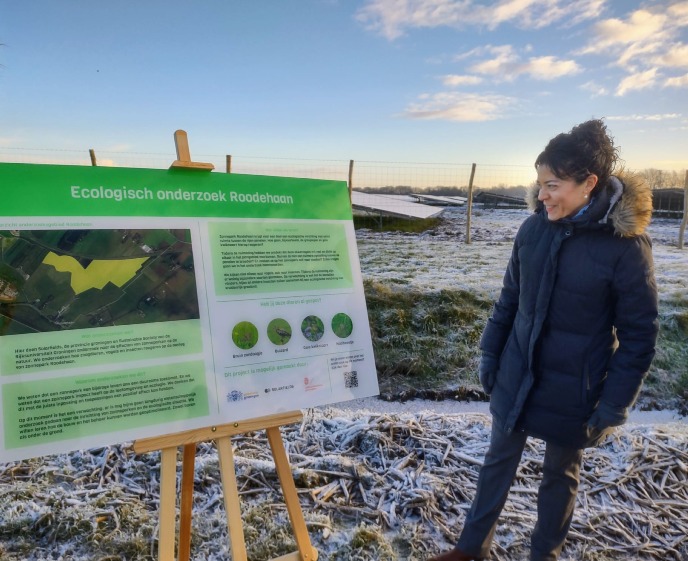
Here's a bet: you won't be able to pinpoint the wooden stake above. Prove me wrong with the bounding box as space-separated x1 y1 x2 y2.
226 155 232 174
89 149 97 166
679 170 687 250
348 159 354 205
465 163 477 245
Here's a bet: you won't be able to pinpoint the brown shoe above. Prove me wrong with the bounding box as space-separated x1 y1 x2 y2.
427 547 485 561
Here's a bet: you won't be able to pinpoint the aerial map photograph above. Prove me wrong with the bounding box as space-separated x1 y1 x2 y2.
0 228 200 336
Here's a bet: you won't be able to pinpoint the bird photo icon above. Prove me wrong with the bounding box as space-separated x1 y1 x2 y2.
267 318 292 345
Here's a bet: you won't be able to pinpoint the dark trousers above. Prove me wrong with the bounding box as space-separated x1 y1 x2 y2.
456 422 583 561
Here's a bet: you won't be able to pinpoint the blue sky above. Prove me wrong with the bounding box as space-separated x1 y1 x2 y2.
1 0 687 172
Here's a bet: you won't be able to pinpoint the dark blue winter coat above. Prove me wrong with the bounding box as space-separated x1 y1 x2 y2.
480 174 659 449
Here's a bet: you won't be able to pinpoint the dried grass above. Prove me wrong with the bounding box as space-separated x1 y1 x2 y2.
1 408 687 560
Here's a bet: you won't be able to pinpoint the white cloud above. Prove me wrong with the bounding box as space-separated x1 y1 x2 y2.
467 45 581 81
356 0 606 40
606 113 681 121
441 74 483 86
616 40 666 71
652 43 688 68
665 73 688 87
578 2 688 95
454 45 495 61
669 1 688 23
358 0 687 100
469 45 520 77
402 92 516 121
616 68 659 95
584 9 667 52
356 0 465 40
490 0 607 29
580 80 609 96
525 56 581 79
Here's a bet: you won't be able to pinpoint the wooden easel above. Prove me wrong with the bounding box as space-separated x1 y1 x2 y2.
133 131 317 561
133 411 316 561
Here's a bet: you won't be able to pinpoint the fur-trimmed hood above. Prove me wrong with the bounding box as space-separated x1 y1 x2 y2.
526 172 653 238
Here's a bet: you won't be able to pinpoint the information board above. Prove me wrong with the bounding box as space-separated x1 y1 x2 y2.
0 163 378 462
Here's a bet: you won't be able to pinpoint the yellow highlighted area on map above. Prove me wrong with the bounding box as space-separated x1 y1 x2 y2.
43 252 149 295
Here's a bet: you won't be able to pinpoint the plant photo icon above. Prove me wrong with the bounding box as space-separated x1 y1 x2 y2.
231 321 259 350
331 312 353 338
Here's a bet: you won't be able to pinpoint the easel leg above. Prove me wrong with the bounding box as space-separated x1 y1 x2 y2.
178 443 196 561
216 436 248 561
159 447 178 561
266 427 318 561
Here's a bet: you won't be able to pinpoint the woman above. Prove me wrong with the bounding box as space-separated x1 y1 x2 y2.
430 119 659 561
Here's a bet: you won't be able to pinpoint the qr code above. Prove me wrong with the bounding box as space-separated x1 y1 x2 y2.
344 370 359 388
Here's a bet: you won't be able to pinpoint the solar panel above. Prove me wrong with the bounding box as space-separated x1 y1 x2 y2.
351 191 444 219
411 193 466 206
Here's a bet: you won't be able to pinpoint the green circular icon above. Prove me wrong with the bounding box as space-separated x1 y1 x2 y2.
232 321 259 350
331 313 353 338
267 318 292 345
301 315 325 342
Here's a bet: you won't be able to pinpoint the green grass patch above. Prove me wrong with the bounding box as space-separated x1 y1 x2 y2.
365 280 688 409
364 279 493 399
354 215 441 233
645 306 688 413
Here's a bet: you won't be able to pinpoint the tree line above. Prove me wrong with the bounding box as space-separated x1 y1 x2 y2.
359 168 685 197
636 169 687 190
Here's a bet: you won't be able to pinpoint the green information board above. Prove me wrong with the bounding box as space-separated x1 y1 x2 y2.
0 162 378 462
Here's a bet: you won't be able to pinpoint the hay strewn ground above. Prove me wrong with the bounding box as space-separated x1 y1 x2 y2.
1 408 687 560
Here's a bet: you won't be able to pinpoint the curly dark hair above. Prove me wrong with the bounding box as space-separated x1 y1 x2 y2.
534 119 619 192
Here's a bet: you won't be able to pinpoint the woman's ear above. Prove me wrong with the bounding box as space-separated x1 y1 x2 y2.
586 174 599 191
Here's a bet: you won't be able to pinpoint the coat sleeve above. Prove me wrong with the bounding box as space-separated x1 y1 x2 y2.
480 229 522 358
599 234 659 419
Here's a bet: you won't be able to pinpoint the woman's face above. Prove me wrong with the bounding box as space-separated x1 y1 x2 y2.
536 165 596 221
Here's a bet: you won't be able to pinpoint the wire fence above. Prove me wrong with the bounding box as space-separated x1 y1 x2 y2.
0 146 533 189
1 147 685 238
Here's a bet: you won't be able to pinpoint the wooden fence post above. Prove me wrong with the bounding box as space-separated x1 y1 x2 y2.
465 163 477 245
226 155 232 174
348 159 354 205
679 170 688 250
89 149 97 166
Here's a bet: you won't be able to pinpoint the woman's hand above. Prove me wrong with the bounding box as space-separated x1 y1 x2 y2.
479 353 499 394
585 401 627 431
